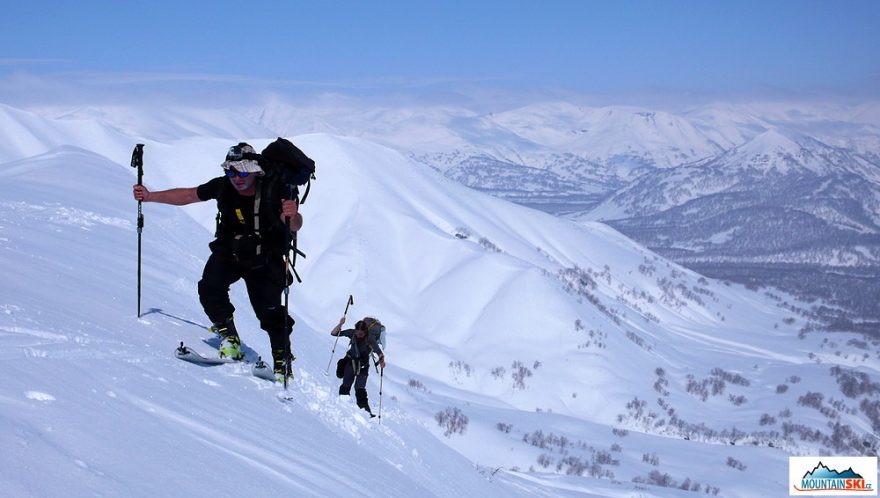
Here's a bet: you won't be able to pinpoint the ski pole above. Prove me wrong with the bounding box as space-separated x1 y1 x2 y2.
378 366 384 423
282 184 298 391
324 294 354 376
130 144 145 318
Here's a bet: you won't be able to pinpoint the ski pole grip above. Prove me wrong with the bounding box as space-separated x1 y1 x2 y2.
344 294 354 316
130 144 144 185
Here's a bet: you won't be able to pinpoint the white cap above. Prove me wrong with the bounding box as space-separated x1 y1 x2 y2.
222 143 263 175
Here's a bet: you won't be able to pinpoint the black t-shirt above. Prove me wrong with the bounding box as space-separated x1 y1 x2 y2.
197 177 286 258
197 177 256 238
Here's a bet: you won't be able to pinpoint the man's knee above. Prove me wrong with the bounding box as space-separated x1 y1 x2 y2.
257 306 292 333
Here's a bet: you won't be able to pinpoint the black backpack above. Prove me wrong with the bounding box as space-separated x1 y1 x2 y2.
260 137 316 204
261 138 315 283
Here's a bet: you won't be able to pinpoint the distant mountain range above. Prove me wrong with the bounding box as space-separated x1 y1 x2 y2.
246 100 880 334
5 98 880 332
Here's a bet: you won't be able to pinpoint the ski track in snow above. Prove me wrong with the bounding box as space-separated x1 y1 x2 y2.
0 201 131 230
0 325 68 342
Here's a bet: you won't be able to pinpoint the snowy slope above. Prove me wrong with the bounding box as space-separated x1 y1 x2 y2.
2 105 880 497
0 147 535 498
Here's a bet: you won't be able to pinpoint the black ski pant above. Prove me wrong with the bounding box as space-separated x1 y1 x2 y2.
339 357 372 411
198 252 293 353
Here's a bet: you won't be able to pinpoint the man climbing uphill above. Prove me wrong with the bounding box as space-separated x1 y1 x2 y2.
331 316 386 417
132 143 301 382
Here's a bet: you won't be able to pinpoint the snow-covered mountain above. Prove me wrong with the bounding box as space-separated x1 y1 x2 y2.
578 128 880 332
586 129 880 221
2 103 880 497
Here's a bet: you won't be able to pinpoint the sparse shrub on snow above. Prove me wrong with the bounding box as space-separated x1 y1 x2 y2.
435 407 469 437
640 470 675 487
728 394 747 406
496 422 512 433
407 378 430 393
726 456 747 471
537 454 553 468
831 365 880 399
798 391 824 410
448 360 473 378
759 413 777 426
654 368 670 396
557 266 622 325
626 330 651 350
711 368 751 387
522 430 573 452
639 258 657 277
511 360 533 390
478 237 502 253
686 376 710 401
848 338 868 350
860 399 880 434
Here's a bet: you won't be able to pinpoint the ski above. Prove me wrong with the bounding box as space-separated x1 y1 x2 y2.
252 357 277 381
175 342 294 400
175 342 235 366
252 357 296 401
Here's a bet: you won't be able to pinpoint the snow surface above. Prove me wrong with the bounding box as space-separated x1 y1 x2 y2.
1 103 879 497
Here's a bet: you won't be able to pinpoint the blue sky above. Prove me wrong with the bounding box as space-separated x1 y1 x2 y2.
1 1 879 103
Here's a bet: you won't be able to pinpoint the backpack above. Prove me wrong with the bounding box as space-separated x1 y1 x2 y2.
259 137 316 204
363 317 387 351
372 327 387 350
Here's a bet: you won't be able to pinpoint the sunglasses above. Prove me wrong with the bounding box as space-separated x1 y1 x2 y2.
224 169 251 178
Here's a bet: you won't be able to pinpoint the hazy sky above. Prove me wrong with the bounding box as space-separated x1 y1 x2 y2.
2 1 879 104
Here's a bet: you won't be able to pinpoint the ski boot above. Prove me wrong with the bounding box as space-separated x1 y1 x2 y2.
355 388 377 418
212 317 244 361
272 348 295 383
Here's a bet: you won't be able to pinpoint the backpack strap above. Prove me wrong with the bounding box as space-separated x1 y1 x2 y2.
253 178 262 258
299 176 313 205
